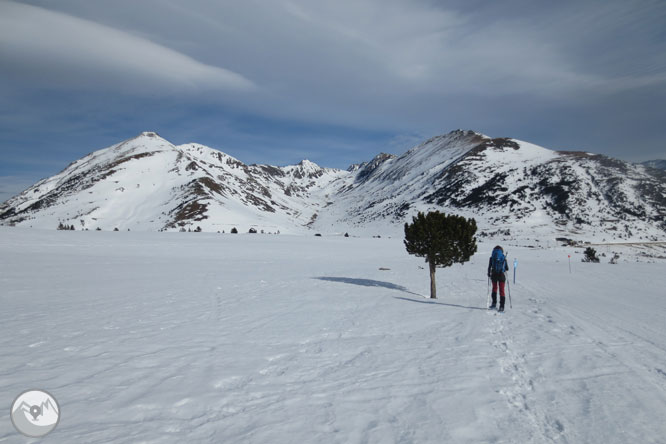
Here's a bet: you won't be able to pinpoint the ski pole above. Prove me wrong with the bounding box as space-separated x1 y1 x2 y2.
513 258 517 284
487 276 491 308
506 273 512 309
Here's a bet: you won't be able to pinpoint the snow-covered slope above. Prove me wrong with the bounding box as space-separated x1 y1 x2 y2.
314 130 666 242
1 130 664 242
0 132 346 234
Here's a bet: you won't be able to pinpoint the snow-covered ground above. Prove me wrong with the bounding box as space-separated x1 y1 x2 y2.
1 228 665 443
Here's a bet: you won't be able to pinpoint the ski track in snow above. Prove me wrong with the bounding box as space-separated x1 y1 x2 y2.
0 228 665 443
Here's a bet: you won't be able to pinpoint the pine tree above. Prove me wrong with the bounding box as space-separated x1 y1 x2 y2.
582 247 600 263
404 211 477 299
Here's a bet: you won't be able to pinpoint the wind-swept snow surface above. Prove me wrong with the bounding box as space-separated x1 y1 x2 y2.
1 228 665 443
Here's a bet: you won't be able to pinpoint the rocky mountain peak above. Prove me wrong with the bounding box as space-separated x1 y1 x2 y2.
354 153 396 182
285 159 327 179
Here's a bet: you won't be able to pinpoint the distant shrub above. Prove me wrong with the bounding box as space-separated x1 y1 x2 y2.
179 227 186 232
582 247 600 263
194 226 202 232
113 227 119 231
314 233 322 237
96 227 102 231
249 227 257 234
231 227 238 234
609 253 620 264
344 232 349 237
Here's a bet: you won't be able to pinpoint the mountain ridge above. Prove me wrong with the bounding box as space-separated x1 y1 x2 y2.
641 159 666 171
1 130 664 242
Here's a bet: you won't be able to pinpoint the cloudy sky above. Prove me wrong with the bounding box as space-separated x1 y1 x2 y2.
1 0 665 201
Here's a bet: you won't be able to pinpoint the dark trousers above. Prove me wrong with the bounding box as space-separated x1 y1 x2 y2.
491 272 506 307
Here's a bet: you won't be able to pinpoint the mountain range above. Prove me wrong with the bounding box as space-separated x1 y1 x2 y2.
1 130 664 242
642 159 666 171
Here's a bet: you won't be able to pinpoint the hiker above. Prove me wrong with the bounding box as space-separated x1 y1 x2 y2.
488 245 509 311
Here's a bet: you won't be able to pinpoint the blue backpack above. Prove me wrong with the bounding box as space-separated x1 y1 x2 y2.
491 248 505 274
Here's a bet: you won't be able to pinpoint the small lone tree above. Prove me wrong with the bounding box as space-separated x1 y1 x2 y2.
582 247 600 263
404 211 478 299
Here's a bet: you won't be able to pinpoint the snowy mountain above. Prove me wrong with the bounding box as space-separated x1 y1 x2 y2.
0 132 347 234
1 130 665 241
641 159 666 171
318 130 666 241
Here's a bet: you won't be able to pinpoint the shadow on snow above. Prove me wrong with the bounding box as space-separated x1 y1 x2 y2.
314 276 486 311
313 276 421 296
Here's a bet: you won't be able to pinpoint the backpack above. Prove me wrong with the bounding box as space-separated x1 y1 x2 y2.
491 248 505 274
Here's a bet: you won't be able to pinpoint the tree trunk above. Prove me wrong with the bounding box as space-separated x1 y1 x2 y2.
429 260 437 299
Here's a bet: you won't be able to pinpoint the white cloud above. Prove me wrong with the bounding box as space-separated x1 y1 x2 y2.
1 0 664 160
266 1 585 96
0 1 255 94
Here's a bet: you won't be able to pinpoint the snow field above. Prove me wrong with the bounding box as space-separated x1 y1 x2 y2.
1 228 665 443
